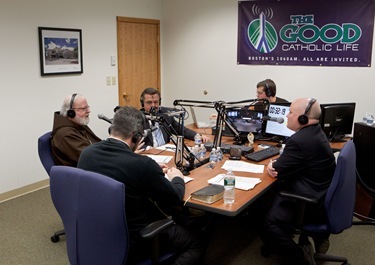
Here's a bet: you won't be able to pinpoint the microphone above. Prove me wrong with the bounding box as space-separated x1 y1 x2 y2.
262 116 284 124
149 106 186 118
150 106 182 114
143 126 157 137
98 114 113 124
159 106 179 112
150 106 159 115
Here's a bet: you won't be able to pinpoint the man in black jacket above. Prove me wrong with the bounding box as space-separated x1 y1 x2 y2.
262 98 336 265
256 79 289 104
140 87 210 148
78 106 206 264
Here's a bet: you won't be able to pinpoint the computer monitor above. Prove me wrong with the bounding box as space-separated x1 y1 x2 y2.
226 107 264 135
265 103 295 139
319 102 356 142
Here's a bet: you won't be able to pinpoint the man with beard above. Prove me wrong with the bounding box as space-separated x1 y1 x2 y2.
51 93 101 167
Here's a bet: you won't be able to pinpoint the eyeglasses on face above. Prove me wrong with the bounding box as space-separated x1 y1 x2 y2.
73 106 90 112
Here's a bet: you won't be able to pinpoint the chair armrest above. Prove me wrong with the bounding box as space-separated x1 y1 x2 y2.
139 219 175 239
279 191 318 205
280 191 319 231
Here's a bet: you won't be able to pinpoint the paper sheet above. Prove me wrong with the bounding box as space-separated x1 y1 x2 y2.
208 174 262 190
165 174 193 183
155 144 177 152
146 155 173 163
221 160 264 174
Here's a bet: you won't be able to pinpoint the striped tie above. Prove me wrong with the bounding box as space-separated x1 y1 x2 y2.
154 122 165 146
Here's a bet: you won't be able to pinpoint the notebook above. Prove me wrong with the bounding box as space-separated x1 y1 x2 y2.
189 106 210 128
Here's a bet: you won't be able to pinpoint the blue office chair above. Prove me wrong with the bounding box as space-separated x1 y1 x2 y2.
50 166 175 265
279 140 356 265
37 131 55 176
37 131 66 242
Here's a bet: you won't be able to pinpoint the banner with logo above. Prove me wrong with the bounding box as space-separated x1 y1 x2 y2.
237 0 374 67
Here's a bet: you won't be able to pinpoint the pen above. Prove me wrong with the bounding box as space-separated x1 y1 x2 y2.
216 174 225 183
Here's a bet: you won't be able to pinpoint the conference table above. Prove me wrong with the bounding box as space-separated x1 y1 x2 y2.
144 125 346 217
144 125 279 217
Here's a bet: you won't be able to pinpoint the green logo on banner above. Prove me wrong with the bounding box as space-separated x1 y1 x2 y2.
248 13 278 53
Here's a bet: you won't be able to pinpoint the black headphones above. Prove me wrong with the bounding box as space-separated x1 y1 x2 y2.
264 81 272 97
67 93 77 118
131 131 143 143
298 98 316 125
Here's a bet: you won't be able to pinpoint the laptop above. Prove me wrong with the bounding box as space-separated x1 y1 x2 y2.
189 106 210 128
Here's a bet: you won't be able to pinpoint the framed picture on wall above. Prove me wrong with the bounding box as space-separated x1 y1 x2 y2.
38 27 83 76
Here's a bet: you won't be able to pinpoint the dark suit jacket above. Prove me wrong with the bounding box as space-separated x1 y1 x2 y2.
77 138 185 238
275 97 289 103
141 108 197 147
271 123 336 222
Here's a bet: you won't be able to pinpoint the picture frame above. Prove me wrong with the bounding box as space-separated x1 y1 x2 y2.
38 27 83 76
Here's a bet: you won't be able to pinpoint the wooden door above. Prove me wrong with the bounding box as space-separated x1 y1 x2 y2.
117 17 161 109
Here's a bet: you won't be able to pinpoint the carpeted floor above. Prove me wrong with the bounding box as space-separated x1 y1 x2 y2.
0 187 374 265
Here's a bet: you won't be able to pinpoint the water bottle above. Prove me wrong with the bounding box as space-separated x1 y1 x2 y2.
363 112 369 123
192 145 200 162
199 143 206 159
367 113 374 126
209 148 218 168
224 169 235 204
216 146 223 161
194 133 203 145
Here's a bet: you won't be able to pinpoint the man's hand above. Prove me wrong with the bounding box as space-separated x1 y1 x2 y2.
201 135 211 143
267 159 278 178
166 167 184 181
134 138 145 154
159 163 169 174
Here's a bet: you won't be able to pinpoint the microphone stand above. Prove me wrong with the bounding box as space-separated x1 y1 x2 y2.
172 98 270 163
212 102 243 148
156 113 207 175
173 99 216 109
212 99 270 148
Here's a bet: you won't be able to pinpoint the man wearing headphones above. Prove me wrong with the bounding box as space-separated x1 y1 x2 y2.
256 79 289 103
51 93 101 167
262 98 336 265
140 87 210 148
77 106 206 264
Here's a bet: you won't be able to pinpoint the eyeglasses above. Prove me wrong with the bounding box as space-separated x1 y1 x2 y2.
73 106 90 112
144 100 159 105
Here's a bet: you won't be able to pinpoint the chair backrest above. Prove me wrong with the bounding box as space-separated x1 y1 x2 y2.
50 166 128 265
38 131 56 176
325 140 357 234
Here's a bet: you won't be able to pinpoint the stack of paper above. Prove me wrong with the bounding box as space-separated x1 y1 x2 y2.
208 174 262 190
221 160 264 173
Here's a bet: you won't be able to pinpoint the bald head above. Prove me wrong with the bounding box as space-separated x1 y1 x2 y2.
286 98 321 131
293 98 321 120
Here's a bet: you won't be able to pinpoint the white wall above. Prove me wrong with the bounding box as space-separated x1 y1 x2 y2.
1 0 374 195
0 0 162 194
161 0 375 125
